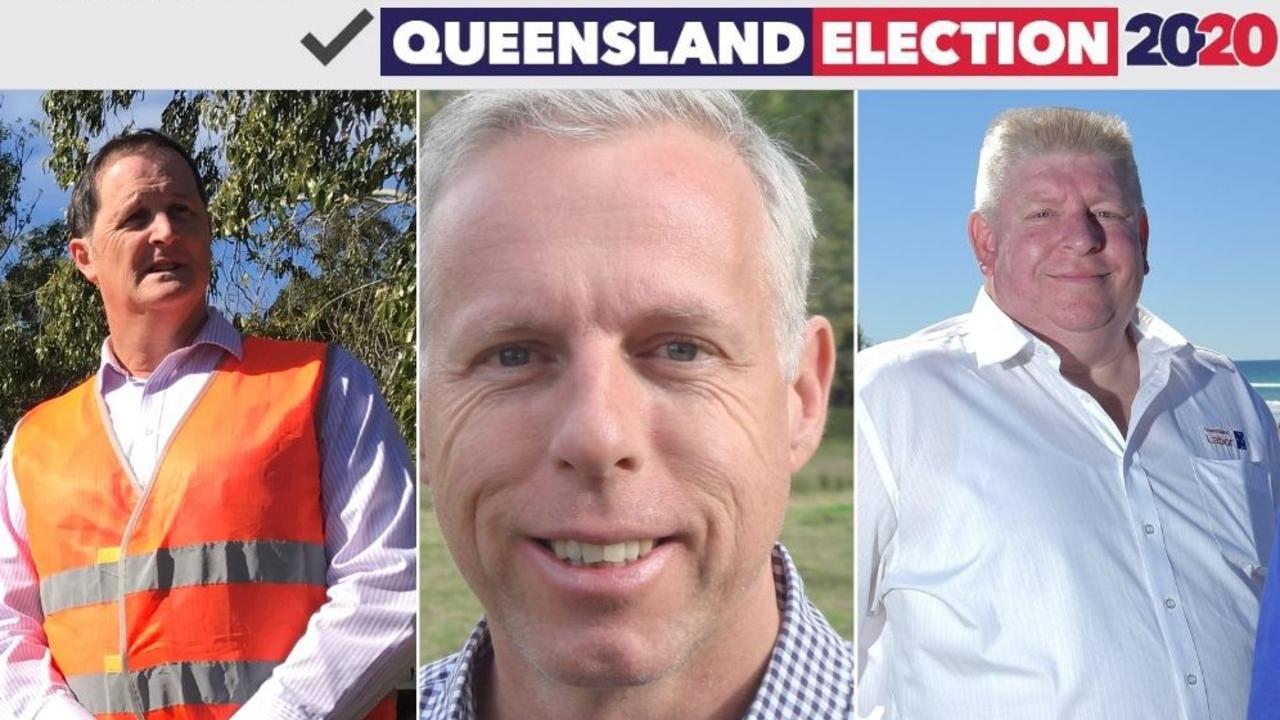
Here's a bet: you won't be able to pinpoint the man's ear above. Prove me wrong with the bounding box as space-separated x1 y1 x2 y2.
788 316 836 473
1138 208 1151 275
68 237 97 285
968 210 997 278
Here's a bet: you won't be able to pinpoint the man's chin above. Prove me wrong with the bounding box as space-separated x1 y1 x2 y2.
128 285 206 313
505 623 696 690
529 642 676 688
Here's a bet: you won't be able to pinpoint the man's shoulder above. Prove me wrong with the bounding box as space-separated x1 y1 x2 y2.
418 621 489 720
14 373 97 435
1181 342 1240 374
752 545 854 719
239 338 376 384
418 650 467 719
857 312 975 392
1173 343 1273 422
241 335 328 358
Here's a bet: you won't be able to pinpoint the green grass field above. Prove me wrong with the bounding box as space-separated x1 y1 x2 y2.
419 405 853 660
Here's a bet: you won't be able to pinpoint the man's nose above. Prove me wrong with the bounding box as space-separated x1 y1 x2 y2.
148 212 178 245
1060 209 1106 253
547 344 644 482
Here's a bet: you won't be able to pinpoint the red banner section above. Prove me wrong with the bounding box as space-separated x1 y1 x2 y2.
812 7 1119 75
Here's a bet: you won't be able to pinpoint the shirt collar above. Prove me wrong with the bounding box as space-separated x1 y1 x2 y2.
965 287 1195 369
419 544 853 719
99 308 243 381
966 288 1036 368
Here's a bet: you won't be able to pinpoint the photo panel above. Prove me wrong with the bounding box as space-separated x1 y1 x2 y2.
855 90 1280 719
0 90 418 718
418 89 854 718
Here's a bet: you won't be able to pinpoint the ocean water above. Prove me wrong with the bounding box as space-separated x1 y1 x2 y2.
1237 359 1280 422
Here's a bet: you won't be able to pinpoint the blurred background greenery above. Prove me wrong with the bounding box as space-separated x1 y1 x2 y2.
419 90 854 660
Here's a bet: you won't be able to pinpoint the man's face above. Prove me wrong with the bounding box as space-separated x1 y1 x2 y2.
971 152 1148 342
70 147 212 323
425 125 805 687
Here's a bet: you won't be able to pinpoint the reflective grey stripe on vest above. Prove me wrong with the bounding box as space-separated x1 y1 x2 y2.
39 540 327 615
66 659 278 714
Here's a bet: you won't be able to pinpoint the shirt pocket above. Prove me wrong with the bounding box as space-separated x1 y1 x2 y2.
1189 456 1274 581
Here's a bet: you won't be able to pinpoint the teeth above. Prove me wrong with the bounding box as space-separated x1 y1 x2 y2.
549 538 660 567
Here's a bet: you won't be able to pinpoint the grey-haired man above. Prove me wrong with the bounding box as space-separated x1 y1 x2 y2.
420 90 853 720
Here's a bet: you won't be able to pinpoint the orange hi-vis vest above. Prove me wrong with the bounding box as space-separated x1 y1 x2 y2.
11 338 394 720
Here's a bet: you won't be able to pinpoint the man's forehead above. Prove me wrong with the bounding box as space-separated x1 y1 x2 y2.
1005 152 1134 196
446 123 754 204
95 146 198 195
429 125 765 254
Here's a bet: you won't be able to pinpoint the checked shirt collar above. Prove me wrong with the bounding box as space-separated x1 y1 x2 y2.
420 543 853 719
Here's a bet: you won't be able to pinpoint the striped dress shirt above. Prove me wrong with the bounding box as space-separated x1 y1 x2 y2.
0 309 417 719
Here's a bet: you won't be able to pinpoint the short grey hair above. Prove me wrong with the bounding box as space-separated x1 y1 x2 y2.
419 90 815 377
974 106 1143 219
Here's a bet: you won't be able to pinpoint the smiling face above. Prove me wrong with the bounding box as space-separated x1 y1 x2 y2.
970 152 1149 344
424 124 808 690
69 146 212 328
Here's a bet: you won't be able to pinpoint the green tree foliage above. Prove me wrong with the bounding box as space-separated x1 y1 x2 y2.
743 92 854 404
31 91 416 437
0 113 107 440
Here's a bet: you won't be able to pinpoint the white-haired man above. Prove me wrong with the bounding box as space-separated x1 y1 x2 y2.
856 107 1279 719
419 90 853 719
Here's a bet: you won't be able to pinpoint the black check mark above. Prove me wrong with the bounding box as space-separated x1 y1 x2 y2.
302 9 374 66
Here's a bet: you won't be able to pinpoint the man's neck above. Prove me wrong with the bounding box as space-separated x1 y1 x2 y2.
1039 326 1141 437
106 306 209 379
481 559 781 720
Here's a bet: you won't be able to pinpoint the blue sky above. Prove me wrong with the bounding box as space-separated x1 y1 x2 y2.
859 91 1280 361
0 91 168 230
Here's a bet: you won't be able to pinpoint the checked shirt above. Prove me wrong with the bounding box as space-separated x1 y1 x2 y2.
420 544 853 719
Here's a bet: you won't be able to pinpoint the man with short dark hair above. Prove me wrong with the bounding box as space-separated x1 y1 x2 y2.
0 130 416 719
856 107 1279 719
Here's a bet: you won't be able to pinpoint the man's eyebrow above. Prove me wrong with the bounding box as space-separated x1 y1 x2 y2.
634 304 732 328
1018 188 1067 203
469 317 554 337
451 301 736 339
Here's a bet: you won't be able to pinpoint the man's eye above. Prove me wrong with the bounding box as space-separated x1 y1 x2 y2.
664 341 700 362
496 347 531 367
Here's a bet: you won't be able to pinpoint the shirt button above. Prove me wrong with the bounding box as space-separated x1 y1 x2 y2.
1143 523 1156 535
1186 673 1198 686
1165 597 1177 609
143 427 155 436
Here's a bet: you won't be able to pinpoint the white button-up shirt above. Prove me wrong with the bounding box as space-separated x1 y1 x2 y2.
856 290 1280 720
